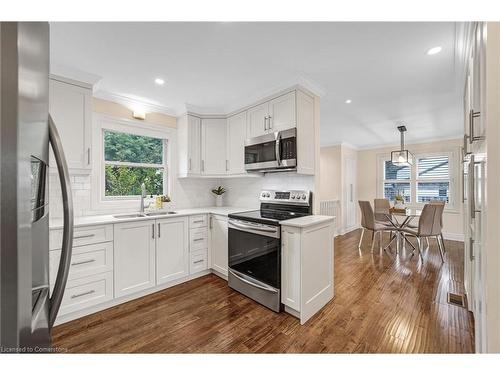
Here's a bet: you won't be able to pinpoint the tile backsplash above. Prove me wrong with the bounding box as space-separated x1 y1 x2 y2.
49 171 314 219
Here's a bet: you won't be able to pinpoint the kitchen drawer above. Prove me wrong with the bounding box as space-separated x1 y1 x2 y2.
190 249 208 274
189 215 208 229
56 272 113 316
189 227 208 251
50 224 113 250
49 242 113 285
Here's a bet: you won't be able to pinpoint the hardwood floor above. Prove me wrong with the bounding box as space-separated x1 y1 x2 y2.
52 229 474 353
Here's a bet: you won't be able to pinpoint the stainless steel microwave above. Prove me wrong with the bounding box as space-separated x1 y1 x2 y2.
244 128 297 172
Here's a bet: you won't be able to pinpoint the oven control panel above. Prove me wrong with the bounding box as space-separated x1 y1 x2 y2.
260 190 311 205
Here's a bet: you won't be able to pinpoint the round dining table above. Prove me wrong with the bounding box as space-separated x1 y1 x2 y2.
383 208 422 253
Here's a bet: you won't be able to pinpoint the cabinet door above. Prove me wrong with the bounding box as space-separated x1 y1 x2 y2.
210 215 228 277
470 23 486 141
201 118 227 175
226 111 247 175
281 227 301 311
247 102 269 138
49 79 92 171
156 217 189 285
188 115 201 174
269 91 296 132
114 221 156 298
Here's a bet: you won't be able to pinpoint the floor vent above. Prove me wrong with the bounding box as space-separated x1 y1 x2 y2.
448 292 466 308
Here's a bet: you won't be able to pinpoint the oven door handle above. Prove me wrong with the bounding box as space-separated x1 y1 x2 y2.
229 269 278 293
229 220 277 233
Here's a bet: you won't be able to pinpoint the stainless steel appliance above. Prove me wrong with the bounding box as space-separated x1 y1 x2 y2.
244 128 297 172
0 22 73 352
228 190 312 312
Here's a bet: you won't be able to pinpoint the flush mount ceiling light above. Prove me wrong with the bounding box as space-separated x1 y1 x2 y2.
345 99 352 104
426 46 442 55
154 78 165 85
391 124 414 166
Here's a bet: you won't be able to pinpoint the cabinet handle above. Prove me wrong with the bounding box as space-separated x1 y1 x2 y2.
152 223 155 239
74 233 95 240
193 237 204 242
469 109 485 143
193 259 205 264
71 259 96 266
209 216 213 229
264 116 268 131
192 219 204 223
226 160 229 171
158 223 161 238
71 289 95 299
201 160 204 172
87 148 91 165
469 237 475 261
189 158 192 171
268 115 272 130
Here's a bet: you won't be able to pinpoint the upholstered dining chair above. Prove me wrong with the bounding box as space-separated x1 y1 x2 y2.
374 198 391 224
399 203 445 262
406 200 446 251
358 201 394 253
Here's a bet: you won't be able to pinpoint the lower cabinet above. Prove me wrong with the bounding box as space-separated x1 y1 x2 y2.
210 214 228 277
156 217 189 285
114 221 156 298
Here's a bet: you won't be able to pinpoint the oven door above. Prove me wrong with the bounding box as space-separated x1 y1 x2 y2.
228 219 280 289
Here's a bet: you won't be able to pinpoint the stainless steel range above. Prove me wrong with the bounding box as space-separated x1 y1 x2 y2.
228 190 312 312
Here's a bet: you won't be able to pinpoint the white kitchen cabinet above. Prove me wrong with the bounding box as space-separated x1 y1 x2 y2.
247 102 269 138
114 221 156 298
49 77 92 172
226 111 247 175
156 217 189 285
201 118 228 175
281 218 334 324
269 91 296 132
177 114 202 177
210 214 228 277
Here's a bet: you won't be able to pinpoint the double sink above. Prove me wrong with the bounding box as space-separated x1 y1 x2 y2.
113 211 177 219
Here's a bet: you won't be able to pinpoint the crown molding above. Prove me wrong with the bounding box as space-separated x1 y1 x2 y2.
93 90 178 117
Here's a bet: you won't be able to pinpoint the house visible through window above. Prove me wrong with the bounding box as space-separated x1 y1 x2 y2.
417 155 450 203
103 130 166 197
381 153 451 206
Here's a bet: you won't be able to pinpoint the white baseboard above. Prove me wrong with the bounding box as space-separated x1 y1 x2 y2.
336 225 360 237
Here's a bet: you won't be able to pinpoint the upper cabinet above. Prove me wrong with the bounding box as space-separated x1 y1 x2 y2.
177 114 201 177
247 91 296 138
201 118 227 175
49 77 92 172
177 86 317 178
226 111 247 175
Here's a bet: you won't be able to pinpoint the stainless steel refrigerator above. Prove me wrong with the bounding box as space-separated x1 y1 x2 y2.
1 22 73 352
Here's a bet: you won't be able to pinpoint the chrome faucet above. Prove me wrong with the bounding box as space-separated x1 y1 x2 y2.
140 182 147 214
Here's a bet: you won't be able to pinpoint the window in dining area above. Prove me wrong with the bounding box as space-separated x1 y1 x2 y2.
383 160 411 202
380 153 452 207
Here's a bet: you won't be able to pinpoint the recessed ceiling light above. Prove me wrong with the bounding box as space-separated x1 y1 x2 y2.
426 46 442 55
154 78 165 85
345 99 352 104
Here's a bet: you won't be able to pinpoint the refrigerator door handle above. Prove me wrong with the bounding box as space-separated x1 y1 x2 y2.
48 114 74 328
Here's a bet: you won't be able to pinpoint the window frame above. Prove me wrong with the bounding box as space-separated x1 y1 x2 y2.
91 114 175 212
382 160 412 203
102 129 168 200
377 149 458 212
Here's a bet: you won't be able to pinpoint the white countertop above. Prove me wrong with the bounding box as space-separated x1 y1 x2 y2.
49 206 257 229
280 215 335 228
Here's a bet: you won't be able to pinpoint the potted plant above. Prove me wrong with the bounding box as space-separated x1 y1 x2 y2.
394 193 405 209
211 186 226 207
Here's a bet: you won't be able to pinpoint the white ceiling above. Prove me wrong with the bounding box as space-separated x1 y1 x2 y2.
50 22 465 148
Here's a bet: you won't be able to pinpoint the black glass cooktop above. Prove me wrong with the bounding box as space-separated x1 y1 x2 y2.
229 204 311 225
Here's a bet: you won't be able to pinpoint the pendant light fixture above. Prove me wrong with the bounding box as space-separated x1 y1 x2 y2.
391 124 414 166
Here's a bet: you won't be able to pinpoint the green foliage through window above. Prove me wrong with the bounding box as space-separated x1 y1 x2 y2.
103 130 166 197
